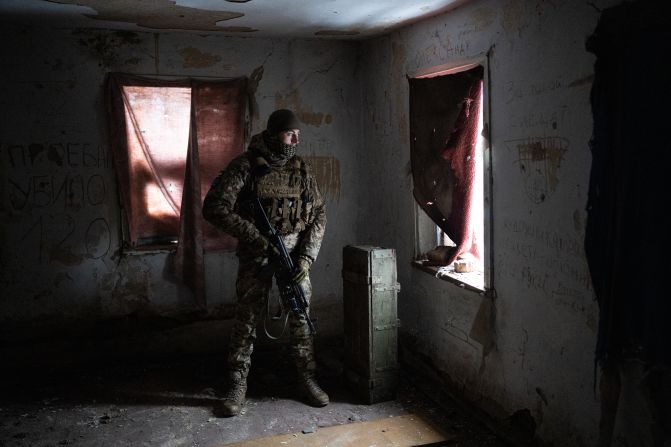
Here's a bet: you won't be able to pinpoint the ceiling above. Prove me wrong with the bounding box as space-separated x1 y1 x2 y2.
0 0 469 39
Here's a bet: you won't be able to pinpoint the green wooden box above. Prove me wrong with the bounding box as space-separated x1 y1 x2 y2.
342 245 400 404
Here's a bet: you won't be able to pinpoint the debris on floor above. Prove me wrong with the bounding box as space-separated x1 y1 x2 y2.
0 338 509 446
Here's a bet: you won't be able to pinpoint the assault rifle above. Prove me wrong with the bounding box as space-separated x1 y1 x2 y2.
250 196 316 335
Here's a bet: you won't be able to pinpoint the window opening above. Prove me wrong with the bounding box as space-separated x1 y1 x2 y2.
409 62 491 292
122 85 191 246
107 74 247 251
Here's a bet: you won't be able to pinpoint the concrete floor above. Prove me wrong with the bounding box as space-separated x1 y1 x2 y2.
0 338 510 446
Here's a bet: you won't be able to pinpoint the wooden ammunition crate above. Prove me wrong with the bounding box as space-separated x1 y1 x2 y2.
342 245 400 404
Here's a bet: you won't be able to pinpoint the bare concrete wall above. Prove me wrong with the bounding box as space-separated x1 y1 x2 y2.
0 2 624 443
0 25 361 336
358 0 618 444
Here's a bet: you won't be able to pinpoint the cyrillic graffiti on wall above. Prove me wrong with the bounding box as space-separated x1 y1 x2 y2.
3 142 111 169
1 141 114 264
9 174 106 210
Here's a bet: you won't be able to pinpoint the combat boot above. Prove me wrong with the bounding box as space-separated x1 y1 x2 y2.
220 375 247 416
299 373 329 407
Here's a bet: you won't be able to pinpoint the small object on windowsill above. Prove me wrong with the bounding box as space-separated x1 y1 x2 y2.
424 245 456 266
454 260 473 273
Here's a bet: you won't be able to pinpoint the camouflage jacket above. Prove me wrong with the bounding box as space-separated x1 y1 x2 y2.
202 132 326 264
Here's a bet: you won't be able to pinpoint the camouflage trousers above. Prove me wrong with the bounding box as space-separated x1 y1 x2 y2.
227 236 315 380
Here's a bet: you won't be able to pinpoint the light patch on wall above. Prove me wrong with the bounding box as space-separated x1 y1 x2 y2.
505 137 569 204
275 90 333 128
469 296 496 357
303 156 340 203
179 47 222 68
47 0 243 31
85 218 112 259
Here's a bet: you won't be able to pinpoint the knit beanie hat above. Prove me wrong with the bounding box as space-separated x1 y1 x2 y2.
266 109 300 135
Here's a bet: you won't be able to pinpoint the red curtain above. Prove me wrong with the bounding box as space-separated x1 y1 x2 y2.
174 79 247 308
107 74 191 245
409 65 483 265
107 74 247 308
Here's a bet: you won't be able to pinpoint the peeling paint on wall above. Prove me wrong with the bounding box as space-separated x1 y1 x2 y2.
73 29 141 68
100 263 152 315
303 156 340 203
275 90 333 127
48 0 243 31
506 137 569 204
568 74 594 88
178 47 221 68
247 65 264 121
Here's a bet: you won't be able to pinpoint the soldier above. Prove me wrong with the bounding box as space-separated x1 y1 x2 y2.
203 109 328 416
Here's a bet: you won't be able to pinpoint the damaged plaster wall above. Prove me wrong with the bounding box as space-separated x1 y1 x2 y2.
0 25 360 339
358 0 619 445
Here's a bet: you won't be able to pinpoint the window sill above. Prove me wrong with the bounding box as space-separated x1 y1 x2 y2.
124 244 178 256
411 260 487 295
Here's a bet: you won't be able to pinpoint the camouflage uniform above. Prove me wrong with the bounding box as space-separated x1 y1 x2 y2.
203 131 326 382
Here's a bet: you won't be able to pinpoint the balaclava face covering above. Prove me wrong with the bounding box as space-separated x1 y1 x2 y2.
263 109 300 166
262 132 297 166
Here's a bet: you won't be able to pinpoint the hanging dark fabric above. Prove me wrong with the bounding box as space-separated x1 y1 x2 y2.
174 78 247 309
585 2 671 368
409 65 484 265
191 79 248 251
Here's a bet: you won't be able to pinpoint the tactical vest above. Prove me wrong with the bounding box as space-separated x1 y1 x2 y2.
243 155 316 235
